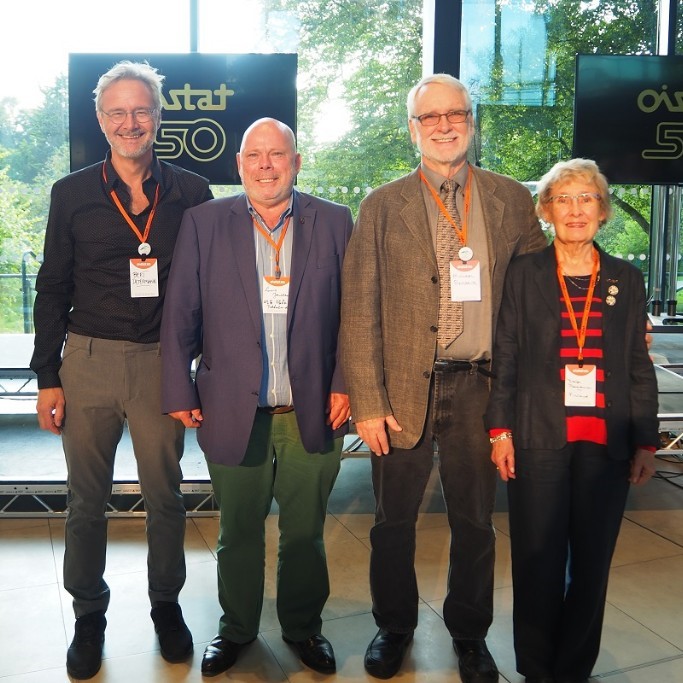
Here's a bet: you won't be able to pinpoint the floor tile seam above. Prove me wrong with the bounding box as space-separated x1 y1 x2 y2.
621 514 683 551
319 607 375 623
258 631 291 682
327 514 371 541
0 580 62 594
594 651 683 678
604 598 683 652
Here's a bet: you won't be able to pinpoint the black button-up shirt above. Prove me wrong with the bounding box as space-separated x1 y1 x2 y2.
30 153 213 388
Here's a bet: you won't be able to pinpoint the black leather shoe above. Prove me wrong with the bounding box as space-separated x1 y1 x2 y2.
283 633 336 674
364 628 414 679
453 639 499 683
66 611 106 680
150 602 193 662
201 635 253 676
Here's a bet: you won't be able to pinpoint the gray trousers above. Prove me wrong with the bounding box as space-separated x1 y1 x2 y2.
59 332 187 617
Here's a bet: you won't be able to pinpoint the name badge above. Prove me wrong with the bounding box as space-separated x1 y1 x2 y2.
564 364 597 406
263 276 290 314
129 258 159 298
450 260 481 302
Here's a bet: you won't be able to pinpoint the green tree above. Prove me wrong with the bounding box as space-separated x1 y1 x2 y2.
0 164 42 331
7 75 68 184
267 0 423 214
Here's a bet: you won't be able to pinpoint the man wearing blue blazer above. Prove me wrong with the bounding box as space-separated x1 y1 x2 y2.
160 118 353 677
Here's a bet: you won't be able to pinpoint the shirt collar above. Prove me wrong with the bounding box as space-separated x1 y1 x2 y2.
420 161 469 192
247 194 294 233
102 150 164 194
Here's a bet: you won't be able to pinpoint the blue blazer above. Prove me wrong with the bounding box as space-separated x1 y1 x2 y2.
160 190 353 466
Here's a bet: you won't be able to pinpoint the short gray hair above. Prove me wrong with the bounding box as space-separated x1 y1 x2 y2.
536 158 613 225
406 73 472 117
93 61 164 113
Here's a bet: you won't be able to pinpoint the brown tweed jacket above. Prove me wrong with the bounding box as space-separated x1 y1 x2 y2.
340 165 548 449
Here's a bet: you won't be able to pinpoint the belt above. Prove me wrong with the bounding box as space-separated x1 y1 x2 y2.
433 359 495 378
257 405 294 414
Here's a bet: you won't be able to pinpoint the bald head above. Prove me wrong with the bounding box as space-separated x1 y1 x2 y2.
237 118 302 215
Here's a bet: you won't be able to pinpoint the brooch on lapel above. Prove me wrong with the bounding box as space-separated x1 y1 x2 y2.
605 278 619 306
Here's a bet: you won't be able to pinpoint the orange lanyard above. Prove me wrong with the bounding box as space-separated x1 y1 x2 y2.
102 163 160 248
556 247 600 365
419 166 472 246
252 215 291 279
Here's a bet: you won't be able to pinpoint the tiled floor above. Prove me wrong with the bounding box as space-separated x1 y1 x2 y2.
1 453 682 683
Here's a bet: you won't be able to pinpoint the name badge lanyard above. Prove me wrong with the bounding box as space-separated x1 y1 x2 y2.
252 215 291 279
556 247 600 367
102 163 160 258
419 166 473 250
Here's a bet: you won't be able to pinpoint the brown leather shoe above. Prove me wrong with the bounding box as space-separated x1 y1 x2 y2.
364 628 414 679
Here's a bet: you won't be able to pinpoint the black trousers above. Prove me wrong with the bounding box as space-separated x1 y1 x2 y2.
368 368 497 638
508 442 630 680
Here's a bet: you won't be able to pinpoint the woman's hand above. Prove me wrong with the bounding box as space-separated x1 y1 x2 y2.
630 448 656 485
490 438 516 481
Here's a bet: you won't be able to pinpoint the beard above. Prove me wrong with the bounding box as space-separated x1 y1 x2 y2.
105 128 156 160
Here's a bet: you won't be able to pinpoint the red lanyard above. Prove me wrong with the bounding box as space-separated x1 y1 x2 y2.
102 163 159 247
419 166 472 246
556 247 600 365
252 215 291 279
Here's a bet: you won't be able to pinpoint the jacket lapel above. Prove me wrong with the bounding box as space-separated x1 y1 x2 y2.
596 245 622 342
288 191 314 330
535 245 561 317
400 169 437 266
231 196 263 336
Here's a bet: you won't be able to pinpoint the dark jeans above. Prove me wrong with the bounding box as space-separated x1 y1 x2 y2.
508 442 630 680
369 368 496 637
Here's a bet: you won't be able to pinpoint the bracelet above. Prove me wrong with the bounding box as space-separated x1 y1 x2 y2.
489 432 512 444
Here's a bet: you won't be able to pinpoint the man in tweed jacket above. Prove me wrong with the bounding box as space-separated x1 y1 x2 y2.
340 73 547 682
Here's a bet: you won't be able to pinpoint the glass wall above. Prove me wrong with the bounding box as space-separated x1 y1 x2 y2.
0 0 678 482
460 0 659 275
0 0 422 484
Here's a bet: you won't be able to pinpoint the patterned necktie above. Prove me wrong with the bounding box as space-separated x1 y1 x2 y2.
436 179 464 348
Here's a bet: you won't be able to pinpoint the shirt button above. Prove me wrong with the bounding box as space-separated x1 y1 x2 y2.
423 371 430 378
431 276 438 283
430 326 438 333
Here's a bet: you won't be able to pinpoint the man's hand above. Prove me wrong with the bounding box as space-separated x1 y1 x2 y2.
629 448 656 485
36 387 66 435
326 392 351 430
490 439 516 481
355 415 403 456
646 319 653 353
168 409 204 428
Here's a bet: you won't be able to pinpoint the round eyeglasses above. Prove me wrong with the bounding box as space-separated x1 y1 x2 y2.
100 108 158 125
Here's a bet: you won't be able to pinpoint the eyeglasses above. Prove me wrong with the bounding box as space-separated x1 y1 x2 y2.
547 193 601 207
100 108 158 125
412 110 471 127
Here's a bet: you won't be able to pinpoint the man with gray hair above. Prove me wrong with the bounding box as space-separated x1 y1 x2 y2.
340 74 547 682
30 60 212 679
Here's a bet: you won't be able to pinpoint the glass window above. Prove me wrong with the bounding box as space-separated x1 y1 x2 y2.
461 0 659 272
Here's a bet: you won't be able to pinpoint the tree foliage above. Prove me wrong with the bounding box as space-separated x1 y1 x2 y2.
0 0 671 330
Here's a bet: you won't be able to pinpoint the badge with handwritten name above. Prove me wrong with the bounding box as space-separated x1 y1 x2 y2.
129 258 159 298
262 276 290 314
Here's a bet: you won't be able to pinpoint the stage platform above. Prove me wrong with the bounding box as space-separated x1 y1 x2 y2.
1 329 681 517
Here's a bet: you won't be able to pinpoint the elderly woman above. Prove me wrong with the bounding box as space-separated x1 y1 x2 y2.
484 158 659 683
